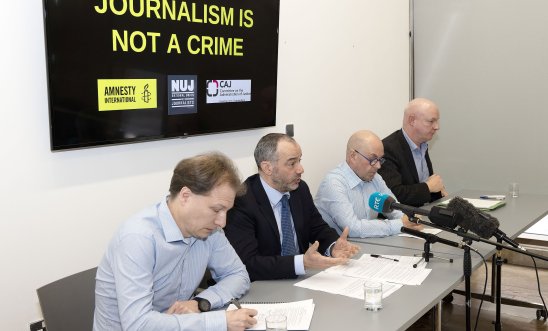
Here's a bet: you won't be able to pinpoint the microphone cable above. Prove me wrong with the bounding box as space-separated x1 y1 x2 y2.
530 256 548 320
471 248 488 331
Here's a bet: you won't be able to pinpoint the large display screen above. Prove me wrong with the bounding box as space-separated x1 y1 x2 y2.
43 0 279 151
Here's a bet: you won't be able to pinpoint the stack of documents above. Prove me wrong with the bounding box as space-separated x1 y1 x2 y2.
294 254 431 301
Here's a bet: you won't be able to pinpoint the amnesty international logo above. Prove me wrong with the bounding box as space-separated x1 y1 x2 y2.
97 79 157 111
141 84 152 103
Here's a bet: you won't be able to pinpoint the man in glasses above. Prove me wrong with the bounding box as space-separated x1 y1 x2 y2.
378 98 447 207
315 130 422 238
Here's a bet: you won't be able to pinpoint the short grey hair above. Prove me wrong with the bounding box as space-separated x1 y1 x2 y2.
253 133 296 168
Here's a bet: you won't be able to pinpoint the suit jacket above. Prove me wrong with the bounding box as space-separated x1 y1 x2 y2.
224 174 339 281
378 129 442 207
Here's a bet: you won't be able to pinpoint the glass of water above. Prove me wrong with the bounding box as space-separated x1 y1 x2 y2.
265 311 287 331
364 281 383 311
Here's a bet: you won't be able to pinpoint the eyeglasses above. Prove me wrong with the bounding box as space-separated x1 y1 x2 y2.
353 149 385 166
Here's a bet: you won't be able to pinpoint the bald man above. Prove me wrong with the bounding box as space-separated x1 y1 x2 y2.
378 98 448 207
315 130 422 238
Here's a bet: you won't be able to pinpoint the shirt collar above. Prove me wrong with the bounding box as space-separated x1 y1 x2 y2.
341 161 364 189
159 196 193 244
402 128 428 152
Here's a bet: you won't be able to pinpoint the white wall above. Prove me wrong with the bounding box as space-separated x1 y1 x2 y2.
413 0 548 195
0 1 409 330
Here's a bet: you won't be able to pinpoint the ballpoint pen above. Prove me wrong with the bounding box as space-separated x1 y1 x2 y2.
370 254 399 262
479 195 506 200
230 298 242 309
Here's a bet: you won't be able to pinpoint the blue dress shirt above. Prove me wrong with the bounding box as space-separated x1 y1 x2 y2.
315 162 405 238
402 128 430 183
93 197 250 331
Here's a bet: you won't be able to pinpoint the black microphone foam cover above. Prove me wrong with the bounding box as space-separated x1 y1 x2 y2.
447 196 498 239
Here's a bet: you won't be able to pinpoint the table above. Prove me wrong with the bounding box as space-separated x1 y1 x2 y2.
239 190 548 330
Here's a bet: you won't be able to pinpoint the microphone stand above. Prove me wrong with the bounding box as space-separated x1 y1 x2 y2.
412 232 454 268
494 236 503 331
403 221 473 330
419 219 548 328
463 238 472 331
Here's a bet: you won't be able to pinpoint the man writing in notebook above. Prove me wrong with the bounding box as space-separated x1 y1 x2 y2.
224 133 360 281
378 98 448 207
315 130 422 238
94 152 257 331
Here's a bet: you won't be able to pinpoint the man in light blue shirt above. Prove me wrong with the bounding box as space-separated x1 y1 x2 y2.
315 130 422 238
94 152 257 331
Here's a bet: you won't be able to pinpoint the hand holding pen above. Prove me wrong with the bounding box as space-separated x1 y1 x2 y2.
227 298 258 329
229 298 242 309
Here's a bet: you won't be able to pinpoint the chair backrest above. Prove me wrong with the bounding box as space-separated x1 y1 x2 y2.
37 267 97 331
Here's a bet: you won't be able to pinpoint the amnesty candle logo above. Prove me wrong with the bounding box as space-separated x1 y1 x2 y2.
97 79 157 111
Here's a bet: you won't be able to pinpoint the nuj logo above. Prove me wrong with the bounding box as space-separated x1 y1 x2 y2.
171 79 195 92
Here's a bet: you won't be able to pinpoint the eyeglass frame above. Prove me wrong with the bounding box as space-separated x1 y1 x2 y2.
353 149 386 166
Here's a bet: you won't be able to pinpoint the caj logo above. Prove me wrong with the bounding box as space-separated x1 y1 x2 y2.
206 80 219 97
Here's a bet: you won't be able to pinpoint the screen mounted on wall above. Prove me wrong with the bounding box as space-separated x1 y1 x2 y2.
43 0 279 151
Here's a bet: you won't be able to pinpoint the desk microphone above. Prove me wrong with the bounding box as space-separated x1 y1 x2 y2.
369 192 460 229
447 197 526 250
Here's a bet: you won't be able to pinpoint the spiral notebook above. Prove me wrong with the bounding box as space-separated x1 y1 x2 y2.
227 299 315 330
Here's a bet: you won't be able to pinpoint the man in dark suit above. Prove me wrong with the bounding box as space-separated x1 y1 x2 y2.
225 133 359 281
378 98 447 207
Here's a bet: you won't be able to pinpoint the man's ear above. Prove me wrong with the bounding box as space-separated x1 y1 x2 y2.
259 160 273 176
407 114 416 127
178 186 192 205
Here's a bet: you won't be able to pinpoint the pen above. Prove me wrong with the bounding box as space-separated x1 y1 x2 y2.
480 195 506 200
370 254 399 262
230 298 242 309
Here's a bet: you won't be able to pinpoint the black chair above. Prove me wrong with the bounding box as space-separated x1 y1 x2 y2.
37 267 97 331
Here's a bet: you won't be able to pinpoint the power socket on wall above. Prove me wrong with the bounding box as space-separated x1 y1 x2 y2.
29 320 46 331
285 124 294 137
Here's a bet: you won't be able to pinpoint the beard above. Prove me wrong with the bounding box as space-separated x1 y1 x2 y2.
271 174 300 192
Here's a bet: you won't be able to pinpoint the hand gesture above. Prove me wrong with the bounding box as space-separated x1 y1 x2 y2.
332 227 360 259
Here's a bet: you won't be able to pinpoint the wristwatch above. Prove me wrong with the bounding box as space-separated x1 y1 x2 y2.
192 297 211 312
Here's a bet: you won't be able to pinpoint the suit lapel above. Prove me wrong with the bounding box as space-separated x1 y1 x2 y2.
397 130 420 183
250 175 282 243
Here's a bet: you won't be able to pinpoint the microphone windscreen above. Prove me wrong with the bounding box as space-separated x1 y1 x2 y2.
447 197 476 231
368 192 393 213
447 197 498 239
476 211 500 239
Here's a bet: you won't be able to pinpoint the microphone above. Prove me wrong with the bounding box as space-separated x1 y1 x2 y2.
447 197 525 250
400 227 476 252
368 192 460 229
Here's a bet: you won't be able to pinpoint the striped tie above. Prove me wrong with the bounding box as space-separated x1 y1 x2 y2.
280 194 297 256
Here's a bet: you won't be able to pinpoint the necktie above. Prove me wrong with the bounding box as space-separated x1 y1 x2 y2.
280 194 297 256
